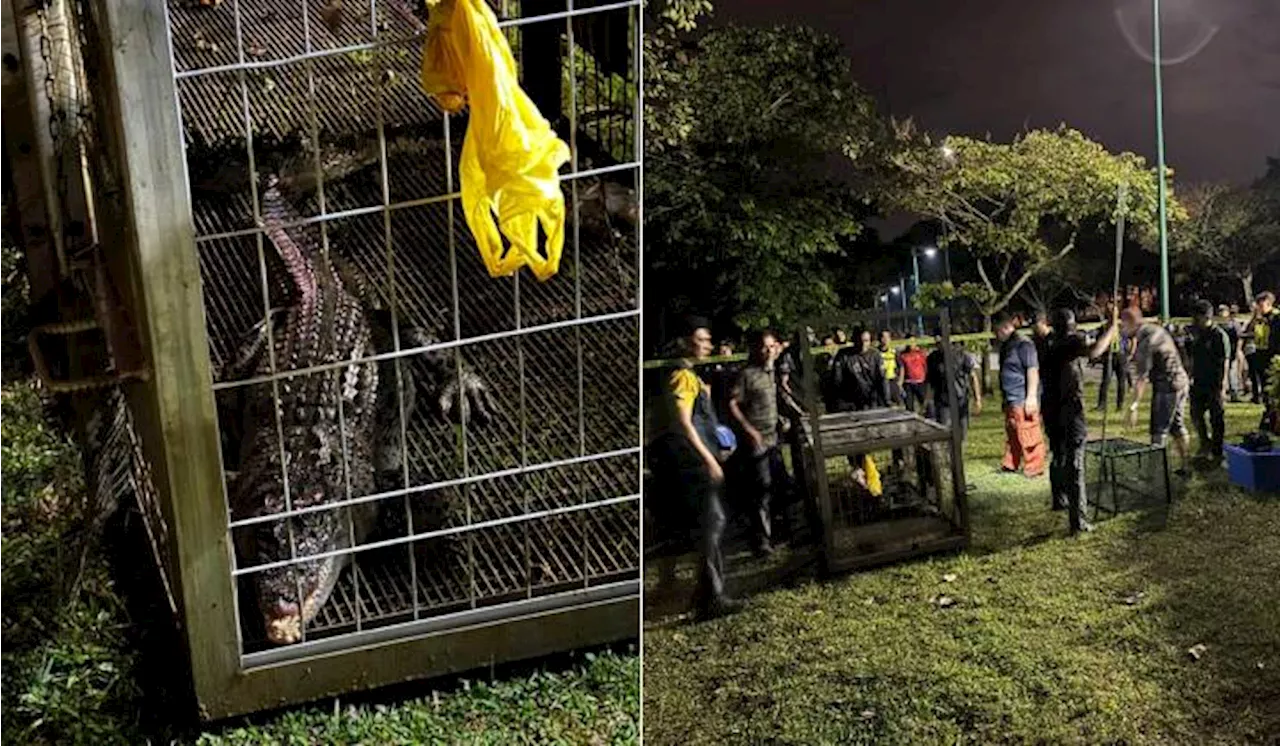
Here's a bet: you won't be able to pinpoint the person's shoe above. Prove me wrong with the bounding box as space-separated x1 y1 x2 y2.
695 596 745 621
1071 520 1095 535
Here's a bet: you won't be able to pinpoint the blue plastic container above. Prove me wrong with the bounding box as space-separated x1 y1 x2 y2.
1224 444 1280 494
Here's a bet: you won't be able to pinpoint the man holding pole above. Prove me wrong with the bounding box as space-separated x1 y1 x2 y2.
1041 308 1119 534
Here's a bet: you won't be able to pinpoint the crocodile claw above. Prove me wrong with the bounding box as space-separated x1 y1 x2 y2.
437 364 496 427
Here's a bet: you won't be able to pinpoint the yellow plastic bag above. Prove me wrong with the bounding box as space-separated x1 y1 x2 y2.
420 0 571 282
863 454 882 497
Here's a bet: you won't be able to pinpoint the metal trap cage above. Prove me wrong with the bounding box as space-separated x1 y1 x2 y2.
794 308 970 574
25 0 641 720
1085 437 1172 520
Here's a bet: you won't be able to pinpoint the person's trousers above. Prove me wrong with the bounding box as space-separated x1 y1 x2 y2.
1097 351 1128 410
934 402 970 442
1249 352 1270 401
690 473 728 610
647 439 730 609
734 445 781 550
1190 387 1226 458
903 381 928 413
1048 420 1088 534
1002 404 1046 477
885 380 903 407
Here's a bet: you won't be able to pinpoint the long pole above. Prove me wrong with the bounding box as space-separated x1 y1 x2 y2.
1097 183 1129 503
1153 0 1171 322
912 249 923 336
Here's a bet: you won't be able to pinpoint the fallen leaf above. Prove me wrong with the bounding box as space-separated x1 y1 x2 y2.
863 597 876 606
942 573 958 583
1188 643 1208 661
860 709 876 720
934 595 956 609
1123 592 1146 606
1257 661 1266 670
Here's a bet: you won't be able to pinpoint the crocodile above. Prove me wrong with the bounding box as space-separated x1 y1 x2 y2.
220 168 497 645
224 174 382 645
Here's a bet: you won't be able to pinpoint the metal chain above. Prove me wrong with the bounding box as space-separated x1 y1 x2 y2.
35 3 70 223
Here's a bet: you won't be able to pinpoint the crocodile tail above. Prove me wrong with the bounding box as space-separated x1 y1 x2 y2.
260 177 319 305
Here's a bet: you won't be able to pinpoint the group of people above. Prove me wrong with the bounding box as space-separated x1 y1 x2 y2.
648 293 1280 619
646 318 987 619
1001 292 1279 534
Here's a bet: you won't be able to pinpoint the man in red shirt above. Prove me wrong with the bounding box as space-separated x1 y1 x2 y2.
899 343 929 414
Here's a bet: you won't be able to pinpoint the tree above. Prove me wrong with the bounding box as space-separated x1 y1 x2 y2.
644 22 887 337
643 0 714 154
894 127 1175 329
1171 161 1280 306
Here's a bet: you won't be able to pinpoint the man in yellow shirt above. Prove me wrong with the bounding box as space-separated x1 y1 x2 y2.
879 329 902 407
1249 292 1280 411
647 317 743 620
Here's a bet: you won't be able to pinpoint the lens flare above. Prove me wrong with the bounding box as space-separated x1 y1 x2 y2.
1113 0 1220 65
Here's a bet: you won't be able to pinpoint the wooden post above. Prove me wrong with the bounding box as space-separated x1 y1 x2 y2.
796 325 834 571
3 0 60 302
80 0 236 719
937 308 969 535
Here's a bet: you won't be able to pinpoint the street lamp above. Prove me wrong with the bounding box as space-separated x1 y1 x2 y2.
911 246 941 336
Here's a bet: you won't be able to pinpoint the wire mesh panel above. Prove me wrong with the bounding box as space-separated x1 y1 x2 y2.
1085 438 1172 519
164 0 640 664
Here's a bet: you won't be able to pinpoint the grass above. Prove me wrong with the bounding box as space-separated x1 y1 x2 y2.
0 379 640 745
643 383 1280 746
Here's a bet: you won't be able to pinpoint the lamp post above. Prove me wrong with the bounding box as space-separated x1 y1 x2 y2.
911 246 938 337
889 283 901 335
1153 0 1171 322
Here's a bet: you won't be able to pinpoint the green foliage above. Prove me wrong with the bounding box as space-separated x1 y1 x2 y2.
643 0 714 152
912 281 996 313
1 383 143 746
3 236 31 383
197 650 640 745
645 22 885 333
895 127 1177 319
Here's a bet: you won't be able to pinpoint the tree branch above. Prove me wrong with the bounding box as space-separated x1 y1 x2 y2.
976 257 995 294
993 234 1077 313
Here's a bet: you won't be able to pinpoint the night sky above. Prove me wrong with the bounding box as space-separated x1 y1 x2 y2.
721 0 1280 187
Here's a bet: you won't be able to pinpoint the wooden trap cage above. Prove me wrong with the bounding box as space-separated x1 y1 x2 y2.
793 308 970 574
6 0 641 720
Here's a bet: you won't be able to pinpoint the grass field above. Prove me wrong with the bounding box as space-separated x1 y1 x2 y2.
1 381 640 746
643 384 1280 746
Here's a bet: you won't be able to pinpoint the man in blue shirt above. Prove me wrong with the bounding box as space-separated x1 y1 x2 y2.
994 311 1045 478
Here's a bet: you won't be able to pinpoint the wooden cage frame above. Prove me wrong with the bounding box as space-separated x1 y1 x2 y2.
7 0 642 721
793 307 971 575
